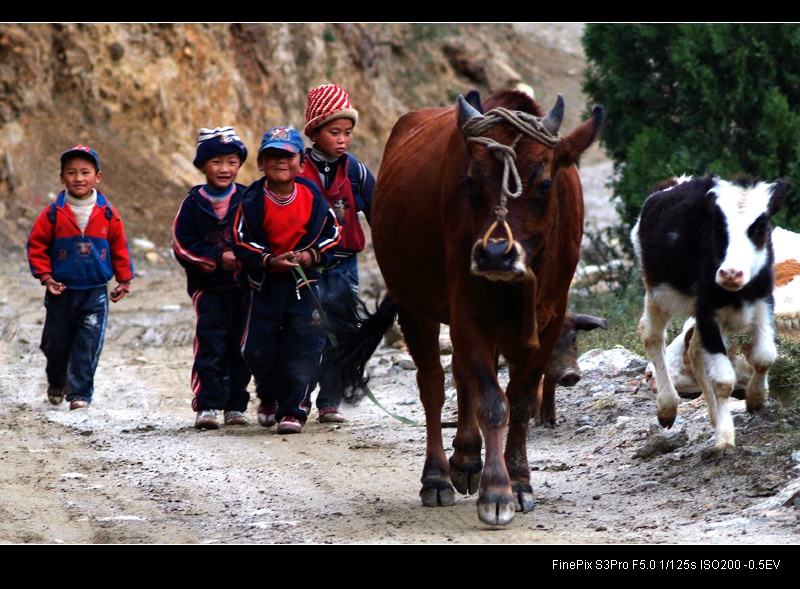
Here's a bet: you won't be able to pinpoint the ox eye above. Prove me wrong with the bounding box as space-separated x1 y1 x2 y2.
535 178 553 198
462 175 483 209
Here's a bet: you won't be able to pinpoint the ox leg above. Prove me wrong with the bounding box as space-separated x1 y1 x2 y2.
504 364 537 514
450 328 515 526
688 331 737 450
397 310 454 507
535 376 557 427
639 293 680 428
744 301 778 414
448 352 483 496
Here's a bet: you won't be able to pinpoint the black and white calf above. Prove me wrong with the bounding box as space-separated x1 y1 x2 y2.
631 174 787 450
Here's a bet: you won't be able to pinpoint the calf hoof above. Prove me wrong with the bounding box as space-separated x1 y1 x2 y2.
746 399 765 414
420 480 456 507
657 414 676 429
701 444 737 462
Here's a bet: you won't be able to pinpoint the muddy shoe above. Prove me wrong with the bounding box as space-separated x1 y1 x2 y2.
195 409 219 430
318 406 345 424
276 416 302 434
256 401 278 428
224 410 249 426
69 398 89 410
47 386 65 406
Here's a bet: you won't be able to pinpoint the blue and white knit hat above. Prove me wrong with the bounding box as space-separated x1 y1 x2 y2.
193 126 248 168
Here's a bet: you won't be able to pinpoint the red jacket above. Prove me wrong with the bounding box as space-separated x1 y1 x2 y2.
27 190 134 289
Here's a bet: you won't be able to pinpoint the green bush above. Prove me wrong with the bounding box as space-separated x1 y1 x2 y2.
582 23 800 233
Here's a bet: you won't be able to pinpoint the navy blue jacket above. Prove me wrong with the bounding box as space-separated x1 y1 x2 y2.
172 183 247 296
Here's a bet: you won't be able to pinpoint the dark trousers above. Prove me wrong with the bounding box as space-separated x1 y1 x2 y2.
40 286 108 403
242 275 324 423
191 288 251 412
312 255 360 408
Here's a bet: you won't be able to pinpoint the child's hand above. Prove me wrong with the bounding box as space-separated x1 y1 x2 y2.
109 281 131 303
220 250 236 271
291 251 312 268
268 252 299 269
44 278 66 296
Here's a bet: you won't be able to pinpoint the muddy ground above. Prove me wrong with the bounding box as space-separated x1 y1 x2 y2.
1 156 799 547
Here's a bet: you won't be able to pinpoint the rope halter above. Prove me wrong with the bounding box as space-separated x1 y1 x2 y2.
461 107 561 255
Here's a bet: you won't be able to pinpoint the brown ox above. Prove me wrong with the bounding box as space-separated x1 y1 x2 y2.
328 90 602 526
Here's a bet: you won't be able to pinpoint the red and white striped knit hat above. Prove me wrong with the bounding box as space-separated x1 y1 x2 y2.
304 83 359 137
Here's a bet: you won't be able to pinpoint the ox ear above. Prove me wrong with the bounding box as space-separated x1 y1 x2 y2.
572 314 608 331
553 104 603 169
457 94 483 129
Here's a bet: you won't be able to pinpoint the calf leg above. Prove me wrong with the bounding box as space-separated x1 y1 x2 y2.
688 327 737 449
639 293 680 427
745 301 778 414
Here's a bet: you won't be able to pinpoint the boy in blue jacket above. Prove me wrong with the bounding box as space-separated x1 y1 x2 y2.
233 126 340 434
27 144 134 410
173 127 252 430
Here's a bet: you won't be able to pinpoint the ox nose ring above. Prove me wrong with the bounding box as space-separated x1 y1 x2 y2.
482 207 514 255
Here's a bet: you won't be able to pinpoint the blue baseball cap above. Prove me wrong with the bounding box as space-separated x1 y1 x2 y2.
258 126 305 157
61 144 101 171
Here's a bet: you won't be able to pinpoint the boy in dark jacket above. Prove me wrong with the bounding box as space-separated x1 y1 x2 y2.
27 144 134 410
233 126 340 434
173 126 252 430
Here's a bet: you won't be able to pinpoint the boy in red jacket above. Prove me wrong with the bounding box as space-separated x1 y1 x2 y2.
26 144 134 410
233 126 341 434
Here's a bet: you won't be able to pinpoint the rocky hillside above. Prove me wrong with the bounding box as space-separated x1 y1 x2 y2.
0 22 593 253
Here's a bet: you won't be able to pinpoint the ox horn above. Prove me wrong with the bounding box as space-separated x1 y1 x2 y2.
457 94 483 123
541 94 565 135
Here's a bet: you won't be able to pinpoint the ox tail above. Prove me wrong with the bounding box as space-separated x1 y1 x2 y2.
319 293 399 402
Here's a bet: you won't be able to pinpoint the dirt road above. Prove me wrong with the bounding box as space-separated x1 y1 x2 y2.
1 232 799 546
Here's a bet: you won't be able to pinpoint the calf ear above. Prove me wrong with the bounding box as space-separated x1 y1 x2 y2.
768 179 789 216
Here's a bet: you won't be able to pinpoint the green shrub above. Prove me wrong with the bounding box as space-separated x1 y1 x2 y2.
582 23 800 234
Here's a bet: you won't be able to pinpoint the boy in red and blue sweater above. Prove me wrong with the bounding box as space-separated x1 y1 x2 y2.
173 126 252 430
27 144 134 410
233 126 340 434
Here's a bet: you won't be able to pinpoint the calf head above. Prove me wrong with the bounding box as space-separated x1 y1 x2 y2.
709 177 787 291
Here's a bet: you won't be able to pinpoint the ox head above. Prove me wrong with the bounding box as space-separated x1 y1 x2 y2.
709 177 787 291
456 90 602 282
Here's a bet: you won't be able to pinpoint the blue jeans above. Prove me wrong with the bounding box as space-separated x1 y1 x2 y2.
40 286 108 403
313 255 359 408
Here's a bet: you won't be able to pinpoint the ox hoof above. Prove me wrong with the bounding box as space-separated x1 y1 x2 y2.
420 481 456 507
513 483 534 513
746 400 765 414
449 456 482 495
476 496 516 526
